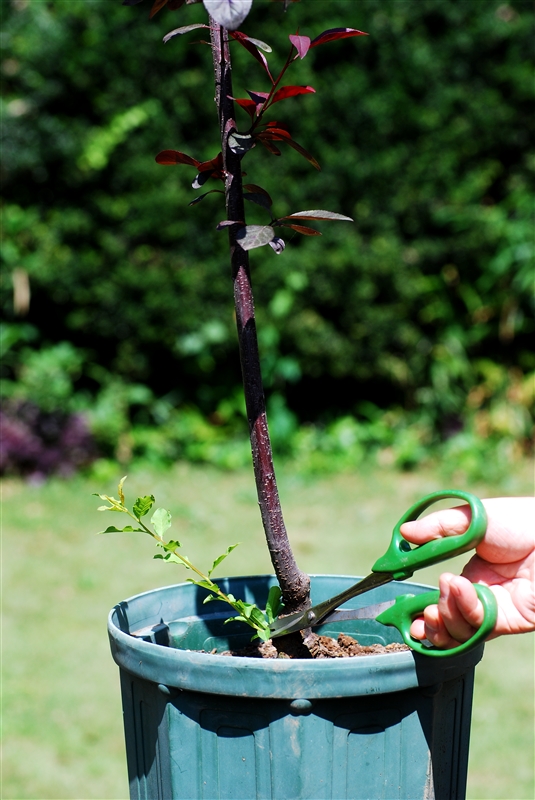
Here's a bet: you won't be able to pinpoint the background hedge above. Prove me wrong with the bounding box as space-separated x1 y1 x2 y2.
1 0 533 476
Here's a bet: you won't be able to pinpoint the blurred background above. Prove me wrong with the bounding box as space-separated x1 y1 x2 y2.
1 0 533 482
1 0 534 798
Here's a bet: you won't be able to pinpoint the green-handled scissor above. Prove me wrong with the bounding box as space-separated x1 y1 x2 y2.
268 490 498 657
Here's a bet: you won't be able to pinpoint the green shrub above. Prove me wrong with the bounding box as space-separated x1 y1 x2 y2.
1 0 533 477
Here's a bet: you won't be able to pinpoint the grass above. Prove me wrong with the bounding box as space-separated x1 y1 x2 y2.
1 460 533 800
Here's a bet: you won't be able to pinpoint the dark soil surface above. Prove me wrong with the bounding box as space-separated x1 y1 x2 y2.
218 632 409 659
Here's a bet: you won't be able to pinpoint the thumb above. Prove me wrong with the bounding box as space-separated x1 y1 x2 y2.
400 505 472 545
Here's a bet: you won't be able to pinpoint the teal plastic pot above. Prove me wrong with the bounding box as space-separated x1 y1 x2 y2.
108 575 483 800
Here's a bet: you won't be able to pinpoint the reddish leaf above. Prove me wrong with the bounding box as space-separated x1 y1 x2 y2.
155 150 200 166
167 0 186 9
163 24 208 44
310 28 368 48
271 85 315 105
149 0 169 19
289 34 311 59
281 223 322 236
197 153 224 174
258 139 282 156
192 155 225 187
279 138 320 170
232 97 258 120
256 129 320 170
256 127 291 139
230 31 273 80
229 31 273 53
263 119 291 133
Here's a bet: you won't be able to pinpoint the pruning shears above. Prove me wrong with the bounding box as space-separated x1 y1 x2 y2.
269 490 498 657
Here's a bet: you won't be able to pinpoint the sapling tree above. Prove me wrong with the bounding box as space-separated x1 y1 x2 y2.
97 0 367 640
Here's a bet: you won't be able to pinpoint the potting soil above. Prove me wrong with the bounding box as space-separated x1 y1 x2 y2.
217 632 410 659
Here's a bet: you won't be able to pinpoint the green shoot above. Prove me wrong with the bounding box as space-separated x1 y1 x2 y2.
94 477 282 642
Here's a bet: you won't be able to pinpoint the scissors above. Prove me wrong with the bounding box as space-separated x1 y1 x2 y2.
269 490 498 657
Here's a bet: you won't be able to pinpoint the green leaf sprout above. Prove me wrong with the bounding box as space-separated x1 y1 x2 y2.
94 477 282 642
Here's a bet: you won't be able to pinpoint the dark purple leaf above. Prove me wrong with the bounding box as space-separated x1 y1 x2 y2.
258 139 282 156
150 0 170 18
281 223 322 235
228 132 254 154
192 171 212 189
310 28 368 48
244 193 272 212
271 85 315 105
243 183 273 203
155 150 200 166
256 129 320 170
247 90 270 104
230 31 273 79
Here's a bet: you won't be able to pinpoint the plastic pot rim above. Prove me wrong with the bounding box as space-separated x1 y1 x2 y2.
108 574 485 700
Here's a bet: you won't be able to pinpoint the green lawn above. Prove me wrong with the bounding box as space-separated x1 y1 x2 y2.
2 461 533 799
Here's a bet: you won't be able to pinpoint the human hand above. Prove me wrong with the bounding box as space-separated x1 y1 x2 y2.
400 497 535 648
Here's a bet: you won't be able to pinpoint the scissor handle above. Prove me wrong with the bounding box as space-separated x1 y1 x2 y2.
371 490 487 581
376 584 498 657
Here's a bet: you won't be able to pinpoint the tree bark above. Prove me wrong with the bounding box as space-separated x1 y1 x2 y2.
209 21 310 613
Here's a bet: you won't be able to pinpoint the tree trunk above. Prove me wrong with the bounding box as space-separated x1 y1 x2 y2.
209 21 310 614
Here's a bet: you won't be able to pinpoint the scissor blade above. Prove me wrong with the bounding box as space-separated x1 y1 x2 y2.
269 572 394 638
319 600 396 625
334 571 393 600
268 607 319 638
